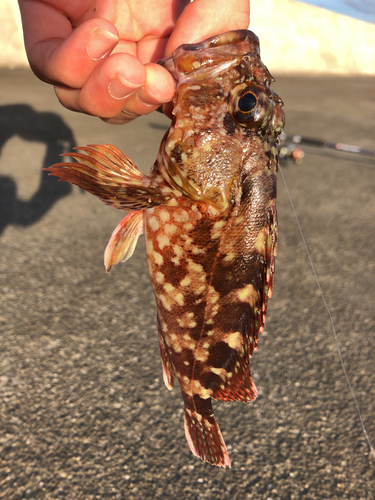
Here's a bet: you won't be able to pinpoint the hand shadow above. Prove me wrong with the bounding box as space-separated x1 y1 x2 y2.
0 104 76 235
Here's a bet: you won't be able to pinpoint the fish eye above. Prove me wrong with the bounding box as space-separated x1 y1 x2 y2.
237 92 257 113
229 83 272 129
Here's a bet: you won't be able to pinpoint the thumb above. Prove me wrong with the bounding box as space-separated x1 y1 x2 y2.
165 0 250 56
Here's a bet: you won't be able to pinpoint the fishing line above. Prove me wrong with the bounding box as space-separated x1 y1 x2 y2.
279 164 375 461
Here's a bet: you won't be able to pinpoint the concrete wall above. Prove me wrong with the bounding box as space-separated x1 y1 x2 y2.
0 0 29 68
250 0 375 75
1 0 375 75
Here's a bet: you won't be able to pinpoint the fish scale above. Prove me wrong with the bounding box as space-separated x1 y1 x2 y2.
45 29 285 467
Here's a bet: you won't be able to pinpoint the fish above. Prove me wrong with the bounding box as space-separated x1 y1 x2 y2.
45 29 285 468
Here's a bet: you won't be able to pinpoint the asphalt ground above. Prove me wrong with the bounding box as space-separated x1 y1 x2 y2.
0 67 374 499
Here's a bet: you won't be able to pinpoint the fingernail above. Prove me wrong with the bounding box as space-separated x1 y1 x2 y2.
87 28 119 61
136 87 167 107
108 74 140 100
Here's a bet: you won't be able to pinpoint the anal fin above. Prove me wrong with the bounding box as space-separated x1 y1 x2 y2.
183 397 231 468
209 309 258 403
157 314 174 390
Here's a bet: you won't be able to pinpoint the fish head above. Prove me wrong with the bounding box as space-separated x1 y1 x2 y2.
158 30 285 210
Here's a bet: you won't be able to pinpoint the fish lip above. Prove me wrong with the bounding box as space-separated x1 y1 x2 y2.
158 30 259 61
177 29 259 52
157 29 260 81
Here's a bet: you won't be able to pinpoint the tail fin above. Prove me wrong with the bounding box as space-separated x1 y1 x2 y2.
45 144 169 210
183 398 231 468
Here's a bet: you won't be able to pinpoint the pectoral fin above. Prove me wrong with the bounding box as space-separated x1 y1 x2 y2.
160 149 229 211
45 144 170 211
104 210 144 272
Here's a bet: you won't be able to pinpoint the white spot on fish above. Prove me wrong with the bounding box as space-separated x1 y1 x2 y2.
192 379 212 399
211 219 226 240
166 198 179 207
207 286 220 304
180 276 192 287
195 284 206 295
173 244 184 257
148 216 159 231
192 246 206 255
174 210 189 223
155 271 165 284
183 222 194 231
174 292 184 307
164 223 178 236
160 294 172 311
159 209 170 222
226 331 242 351
153 252 163 266
211 367 227 381
146 241 153 256
224 252 236 262
237 284 257 306
234 215 245 226
196 345 209 363
163 282 175 293
157 233 170 250
182 236 194 246
188 260 204 273
254 228 267 256
177 314 197 328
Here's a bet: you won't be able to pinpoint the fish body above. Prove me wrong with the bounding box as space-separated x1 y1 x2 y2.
46 30 284 467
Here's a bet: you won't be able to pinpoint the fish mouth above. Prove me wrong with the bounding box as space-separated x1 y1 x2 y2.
158 29 261 81
176 29 259 52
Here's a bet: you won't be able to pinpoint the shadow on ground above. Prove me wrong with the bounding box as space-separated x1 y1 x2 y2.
0 104 74 234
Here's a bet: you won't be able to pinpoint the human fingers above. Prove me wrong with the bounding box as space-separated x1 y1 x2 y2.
102 62 175 124
165 0 250 55
20 11 120 89
55 58 175 124
54 52 146 117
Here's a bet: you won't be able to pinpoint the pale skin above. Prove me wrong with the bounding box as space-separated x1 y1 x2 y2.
18 0 250 124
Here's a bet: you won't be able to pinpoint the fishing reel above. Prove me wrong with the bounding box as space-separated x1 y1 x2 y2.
278 132 375 165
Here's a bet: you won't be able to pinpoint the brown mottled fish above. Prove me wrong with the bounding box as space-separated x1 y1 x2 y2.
46 30 285 467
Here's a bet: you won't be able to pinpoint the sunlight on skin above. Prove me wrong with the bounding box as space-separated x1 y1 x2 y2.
18 0 250 123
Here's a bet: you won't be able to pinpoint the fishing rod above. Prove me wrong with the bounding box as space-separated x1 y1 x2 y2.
279 133 375 164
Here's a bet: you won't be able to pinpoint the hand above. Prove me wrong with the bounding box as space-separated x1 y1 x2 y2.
18 0 250 124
